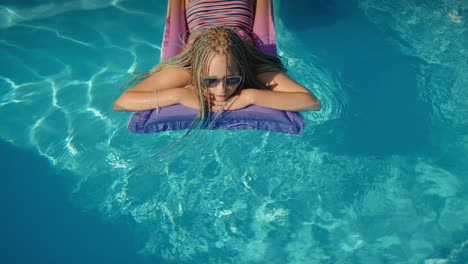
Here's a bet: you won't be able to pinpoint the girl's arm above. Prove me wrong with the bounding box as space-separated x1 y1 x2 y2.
247 71 321 111
113 67 199 111
216 71 321 112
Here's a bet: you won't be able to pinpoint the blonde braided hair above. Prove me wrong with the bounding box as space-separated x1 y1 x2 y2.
144 26 285 128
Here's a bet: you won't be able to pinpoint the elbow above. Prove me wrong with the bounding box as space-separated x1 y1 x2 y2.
113 104 124 111
113 98 126 111
312 99 321 111
305 96 321 111
305 103 321 111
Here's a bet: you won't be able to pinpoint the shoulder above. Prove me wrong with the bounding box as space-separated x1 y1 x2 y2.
255 70 282 86
150 67 191 86
155 67 191 81
256 71 310 93
127 67 191 92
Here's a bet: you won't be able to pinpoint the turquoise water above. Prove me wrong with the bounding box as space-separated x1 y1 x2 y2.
1 0 467 263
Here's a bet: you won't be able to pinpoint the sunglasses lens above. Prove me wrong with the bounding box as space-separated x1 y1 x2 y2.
201 76 242 87
201 78 219 87
225 76 242 86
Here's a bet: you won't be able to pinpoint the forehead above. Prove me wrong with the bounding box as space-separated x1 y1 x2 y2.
207 53 239 77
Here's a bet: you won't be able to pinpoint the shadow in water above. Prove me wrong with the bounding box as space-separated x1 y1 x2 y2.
0 141 167 264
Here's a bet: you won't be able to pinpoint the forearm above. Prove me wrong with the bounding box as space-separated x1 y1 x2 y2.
113 89 181 112
249 89 321 111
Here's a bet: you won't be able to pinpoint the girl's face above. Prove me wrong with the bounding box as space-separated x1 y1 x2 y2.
203 53 241 102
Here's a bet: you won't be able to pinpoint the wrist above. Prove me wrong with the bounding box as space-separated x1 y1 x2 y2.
243 89 257 105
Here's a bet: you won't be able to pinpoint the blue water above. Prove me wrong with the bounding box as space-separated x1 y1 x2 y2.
1 0 467 263
0 141 164 264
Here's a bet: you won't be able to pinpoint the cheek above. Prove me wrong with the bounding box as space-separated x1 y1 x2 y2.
228 86 239 95
218 86 237 97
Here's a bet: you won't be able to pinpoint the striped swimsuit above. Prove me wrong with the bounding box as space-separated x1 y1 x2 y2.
186 0 255 37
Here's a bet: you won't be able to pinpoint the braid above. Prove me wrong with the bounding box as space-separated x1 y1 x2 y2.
137 26 285 130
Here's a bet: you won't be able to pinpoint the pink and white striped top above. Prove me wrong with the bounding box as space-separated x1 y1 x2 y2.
186 0 255 35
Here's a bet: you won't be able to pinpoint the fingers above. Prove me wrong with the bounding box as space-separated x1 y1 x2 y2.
207 94 240 112
210 100 227 111
212 100 225 106
210 101 226 112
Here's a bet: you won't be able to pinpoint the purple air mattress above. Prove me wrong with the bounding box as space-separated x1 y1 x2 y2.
127 0 305 134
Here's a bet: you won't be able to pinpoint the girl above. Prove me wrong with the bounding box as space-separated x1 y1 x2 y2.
113 0 321 121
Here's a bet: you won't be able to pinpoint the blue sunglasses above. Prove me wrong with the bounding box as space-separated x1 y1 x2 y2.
201 76 242 88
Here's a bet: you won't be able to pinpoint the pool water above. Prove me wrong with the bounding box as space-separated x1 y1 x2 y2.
1 0 467 263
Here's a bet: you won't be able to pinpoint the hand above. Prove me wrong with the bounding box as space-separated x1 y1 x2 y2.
209 89 254 112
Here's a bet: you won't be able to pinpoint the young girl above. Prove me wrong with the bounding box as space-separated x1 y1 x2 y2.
113 0 321 121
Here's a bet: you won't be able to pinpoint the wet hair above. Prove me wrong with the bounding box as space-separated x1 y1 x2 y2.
144 26 285 129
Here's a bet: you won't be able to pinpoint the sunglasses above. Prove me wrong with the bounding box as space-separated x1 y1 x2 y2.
201 76 242 88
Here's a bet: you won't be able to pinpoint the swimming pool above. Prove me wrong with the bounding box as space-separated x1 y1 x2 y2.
1 0 467 263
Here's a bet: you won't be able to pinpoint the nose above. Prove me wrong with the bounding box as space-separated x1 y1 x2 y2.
214 81 226 95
